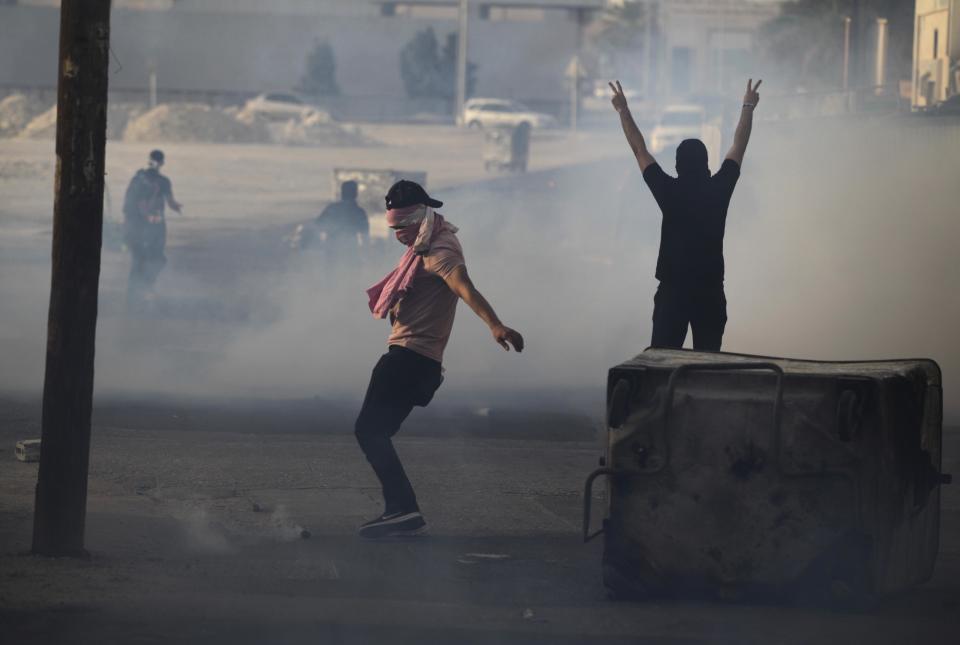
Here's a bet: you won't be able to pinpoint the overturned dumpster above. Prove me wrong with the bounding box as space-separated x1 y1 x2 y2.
584 348 950 602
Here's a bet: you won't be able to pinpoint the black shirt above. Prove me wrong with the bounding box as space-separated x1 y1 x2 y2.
642 159 740 287
316 200 370 246
123 168 172 220
315 199 369 245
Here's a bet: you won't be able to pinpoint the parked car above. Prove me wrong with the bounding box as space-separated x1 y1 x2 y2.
462 98 557 129
649 104 706 153
241 92 324 121
592 80 641 100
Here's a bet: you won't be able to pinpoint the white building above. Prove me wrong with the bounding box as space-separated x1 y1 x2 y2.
913 0 960 109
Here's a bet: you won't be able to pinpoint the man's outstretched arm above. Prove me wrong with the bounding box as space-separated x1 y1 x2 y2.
164 179 183 214
610 81 656 172
725 79 762 166
444 265 524 352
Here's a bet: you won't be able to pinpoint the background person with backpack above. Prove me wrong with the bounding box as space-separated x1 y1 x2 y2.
122 149 183 308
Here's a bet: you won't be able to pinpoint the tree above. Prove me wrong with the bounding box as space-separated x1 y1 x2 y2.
399 27 476 100
298 39 340 97
761 0 914 90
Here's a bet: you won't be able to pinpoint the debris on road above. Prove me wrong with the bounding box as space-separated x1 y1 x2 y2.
120 102 373 147
17 102 147 140
14 438 41 462
0 93 47 137
274 111 376 147
458 552 511 565
0 160 52 180
17 105 57 139
6 97 376 147
465 553 510 560
124 103 270 144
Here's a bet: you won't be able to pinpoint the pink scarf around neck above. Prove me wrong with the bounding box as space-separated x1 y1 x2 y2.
366 210 456 319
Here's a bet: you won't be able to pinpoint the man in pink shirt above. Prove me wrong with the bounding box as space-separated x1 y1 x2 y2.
357 180 524 538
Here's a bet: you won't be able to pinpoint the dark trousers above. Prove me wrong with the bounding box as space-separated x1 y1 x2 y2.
355 346 443 514
129 247 166 289
651 282 727 351
126 222 167 304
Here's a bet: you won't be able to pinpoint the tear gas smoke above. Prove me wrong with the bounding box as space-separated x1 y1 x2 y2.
1 114 958 422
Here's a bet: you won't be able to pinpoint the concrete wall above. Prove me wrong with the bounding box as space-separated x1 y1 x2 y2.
0 5 583 109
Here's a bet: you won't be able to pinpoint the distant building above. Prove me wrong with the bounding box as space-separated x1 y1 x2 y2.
0 0 783 114
649 0 782 100
913 0 960 109
0 0 605 111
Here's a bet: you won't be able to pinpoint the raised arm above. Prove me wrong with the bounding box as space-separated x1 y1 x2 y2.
725 79 762 166
610 81 656 172
444 265 524 352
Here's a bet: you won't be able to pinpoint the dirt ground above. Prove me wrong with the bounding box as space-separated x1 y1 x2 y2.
2 120 959 643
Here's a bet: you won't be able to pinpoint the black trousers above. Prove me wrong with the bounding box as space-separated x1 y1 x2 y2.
128 246 167 290
651 282 727 351
126 222 167 303
355 346 443 514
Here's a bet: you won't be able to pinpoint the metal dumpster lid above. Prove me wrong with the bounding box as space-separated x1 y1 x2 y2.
617 348 941 381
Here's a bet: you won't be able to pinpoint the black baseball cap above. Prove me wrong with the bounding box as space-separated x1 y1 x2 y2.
385 179 442 210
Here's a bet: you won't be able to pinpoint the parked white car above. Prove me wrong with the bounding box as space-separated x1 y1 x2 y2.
649 104 706 153
592 81 641 100
462 98 557 129
241 92 324 121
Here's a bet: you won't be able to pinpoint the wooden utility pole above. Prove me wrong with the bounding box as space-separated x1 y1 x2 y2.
32 0 112 556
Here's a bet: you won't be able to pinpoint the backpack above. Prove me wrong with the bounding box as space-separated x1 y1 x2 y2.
122 169 163 222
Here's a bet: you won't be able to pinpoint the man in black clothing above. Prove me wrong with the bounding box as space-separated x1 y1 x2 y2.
311 180 369 271
122 149 182 306
610 79 761 351
316 181 369 244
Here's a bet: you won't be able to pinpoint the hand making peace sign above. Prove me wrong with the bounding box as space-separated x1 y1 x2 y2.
743 78 762 107
609 80 629 114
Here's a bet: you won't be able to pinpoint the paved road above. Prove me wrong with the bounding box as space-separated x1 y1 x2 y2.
1 396 958 644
